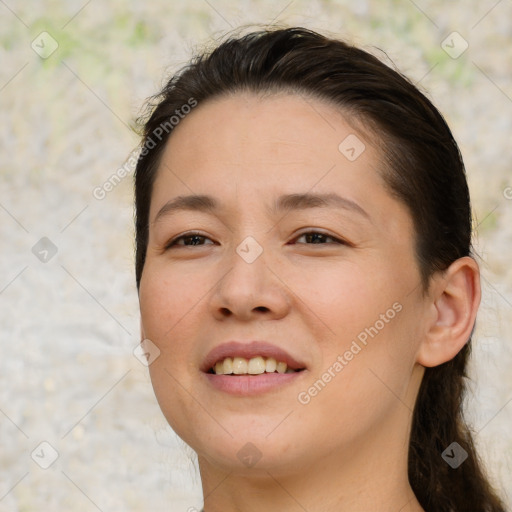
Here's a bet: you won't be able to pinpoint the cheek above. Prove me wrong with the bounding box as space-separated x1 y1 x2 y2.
138 264 211 398
139 264 205 341
304 262 422 403
306 260 402 340
139 266 203 439
295 306 421 447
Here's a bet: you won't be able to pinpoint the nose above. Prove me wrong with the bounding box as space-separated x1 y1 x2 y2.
209 243 291 322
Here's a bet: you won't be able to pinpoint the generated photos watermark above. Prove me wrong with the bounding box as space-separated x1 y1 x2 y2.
297 301 403 405
93 97 198 200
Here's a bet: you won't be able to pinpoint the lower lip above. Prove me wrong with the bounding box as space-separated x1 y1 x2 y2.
203 371 305 395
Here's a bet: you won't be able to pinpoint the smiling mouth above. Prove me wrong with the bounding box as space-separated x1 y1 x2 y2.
209 356 306 375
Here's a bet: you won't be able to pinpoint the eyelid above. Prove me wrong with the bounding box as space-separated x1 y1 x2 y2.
165 228 350 249
291 229 350 246
165 230 213 249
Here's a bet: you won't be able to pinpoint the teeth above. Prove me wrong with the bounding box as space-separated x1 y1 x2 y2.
215 361 224 374
265 357 277 373
276 361 287 374
248 356 265 374
223 357 233 374
212 356 300 375
232 357 248 374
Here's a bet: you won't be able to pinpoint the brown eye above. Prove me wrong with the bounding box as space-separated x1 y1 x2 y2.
166 232 214 249
293 231 345 245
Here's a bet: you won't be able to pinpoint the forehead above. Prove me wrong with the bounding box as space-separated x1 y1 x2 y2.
153 93 381 196
162 92 369 165
148 93 410 235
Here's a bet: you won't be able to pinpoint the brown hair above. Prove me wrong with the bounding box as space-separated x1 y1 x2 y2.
133 27 506 511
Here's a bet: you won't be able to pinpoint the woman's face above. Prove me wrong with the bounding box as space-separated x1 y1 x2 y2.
139 93 429 475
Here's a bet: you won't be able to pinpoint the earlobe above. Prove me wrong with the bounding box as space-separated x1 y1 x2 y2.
417 256 481 368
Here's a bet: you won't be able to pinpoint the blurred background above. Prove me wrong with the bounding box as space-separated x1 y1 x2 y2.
1 1 511 510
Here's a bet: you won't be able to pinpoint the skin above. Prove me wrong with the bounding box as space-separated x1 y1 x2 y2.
138 93 480 512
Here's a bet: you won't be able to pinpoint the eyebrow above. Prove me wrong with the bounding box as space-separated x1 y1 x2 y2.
269 192 370 219
153 194 218 224
153 192 370 224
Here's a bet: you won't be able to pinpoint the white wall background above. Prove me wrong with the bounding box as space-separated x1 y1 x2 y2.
0 1 511 510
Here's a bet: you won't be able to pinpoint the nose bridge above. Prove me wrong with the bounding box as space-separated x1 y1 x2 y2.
235 235 265 266
210 233 290 320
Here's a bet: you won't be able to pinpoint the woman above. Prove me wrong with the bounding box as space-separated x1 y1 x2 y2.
133 27 507 511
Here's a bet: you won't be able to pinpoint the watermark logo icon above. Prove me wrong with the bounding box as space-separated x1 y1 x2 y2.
236 442 262 467
31 32 59 59
133 338 161 366
31 441 59 469
338 134 366 161
441 32 469 59
441 441 468 468
32 237 58 263
236 236 263 264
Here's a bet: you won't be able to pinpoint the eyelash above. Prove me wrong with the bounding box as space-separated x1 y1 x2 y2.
165 230 347 249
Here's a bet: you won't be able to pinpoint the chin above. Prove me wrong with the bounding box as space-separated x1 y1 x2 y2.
175 414 301 470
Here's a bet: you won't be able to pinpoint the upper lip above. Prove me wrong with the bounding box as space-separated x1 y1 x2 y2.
201 341 307 372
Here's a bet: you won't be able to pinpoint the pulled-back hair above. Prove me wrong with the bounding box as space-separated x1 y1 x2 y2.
134 27 506 511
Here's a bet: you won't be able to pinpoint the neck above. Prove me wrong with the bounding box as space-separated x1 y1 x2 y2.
198 409 424 512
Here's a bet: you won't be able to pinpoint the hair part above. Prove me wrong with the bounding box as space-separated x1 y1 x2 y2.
134 26 506 511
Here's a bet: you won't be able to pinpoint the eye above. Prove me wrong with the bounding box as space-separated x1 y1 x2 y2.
165 231 215 249
292 230 346 245
165 229 347 250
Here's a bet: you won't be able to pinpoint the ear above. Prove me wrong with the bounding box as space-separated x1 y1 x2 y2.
416 256 481 367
